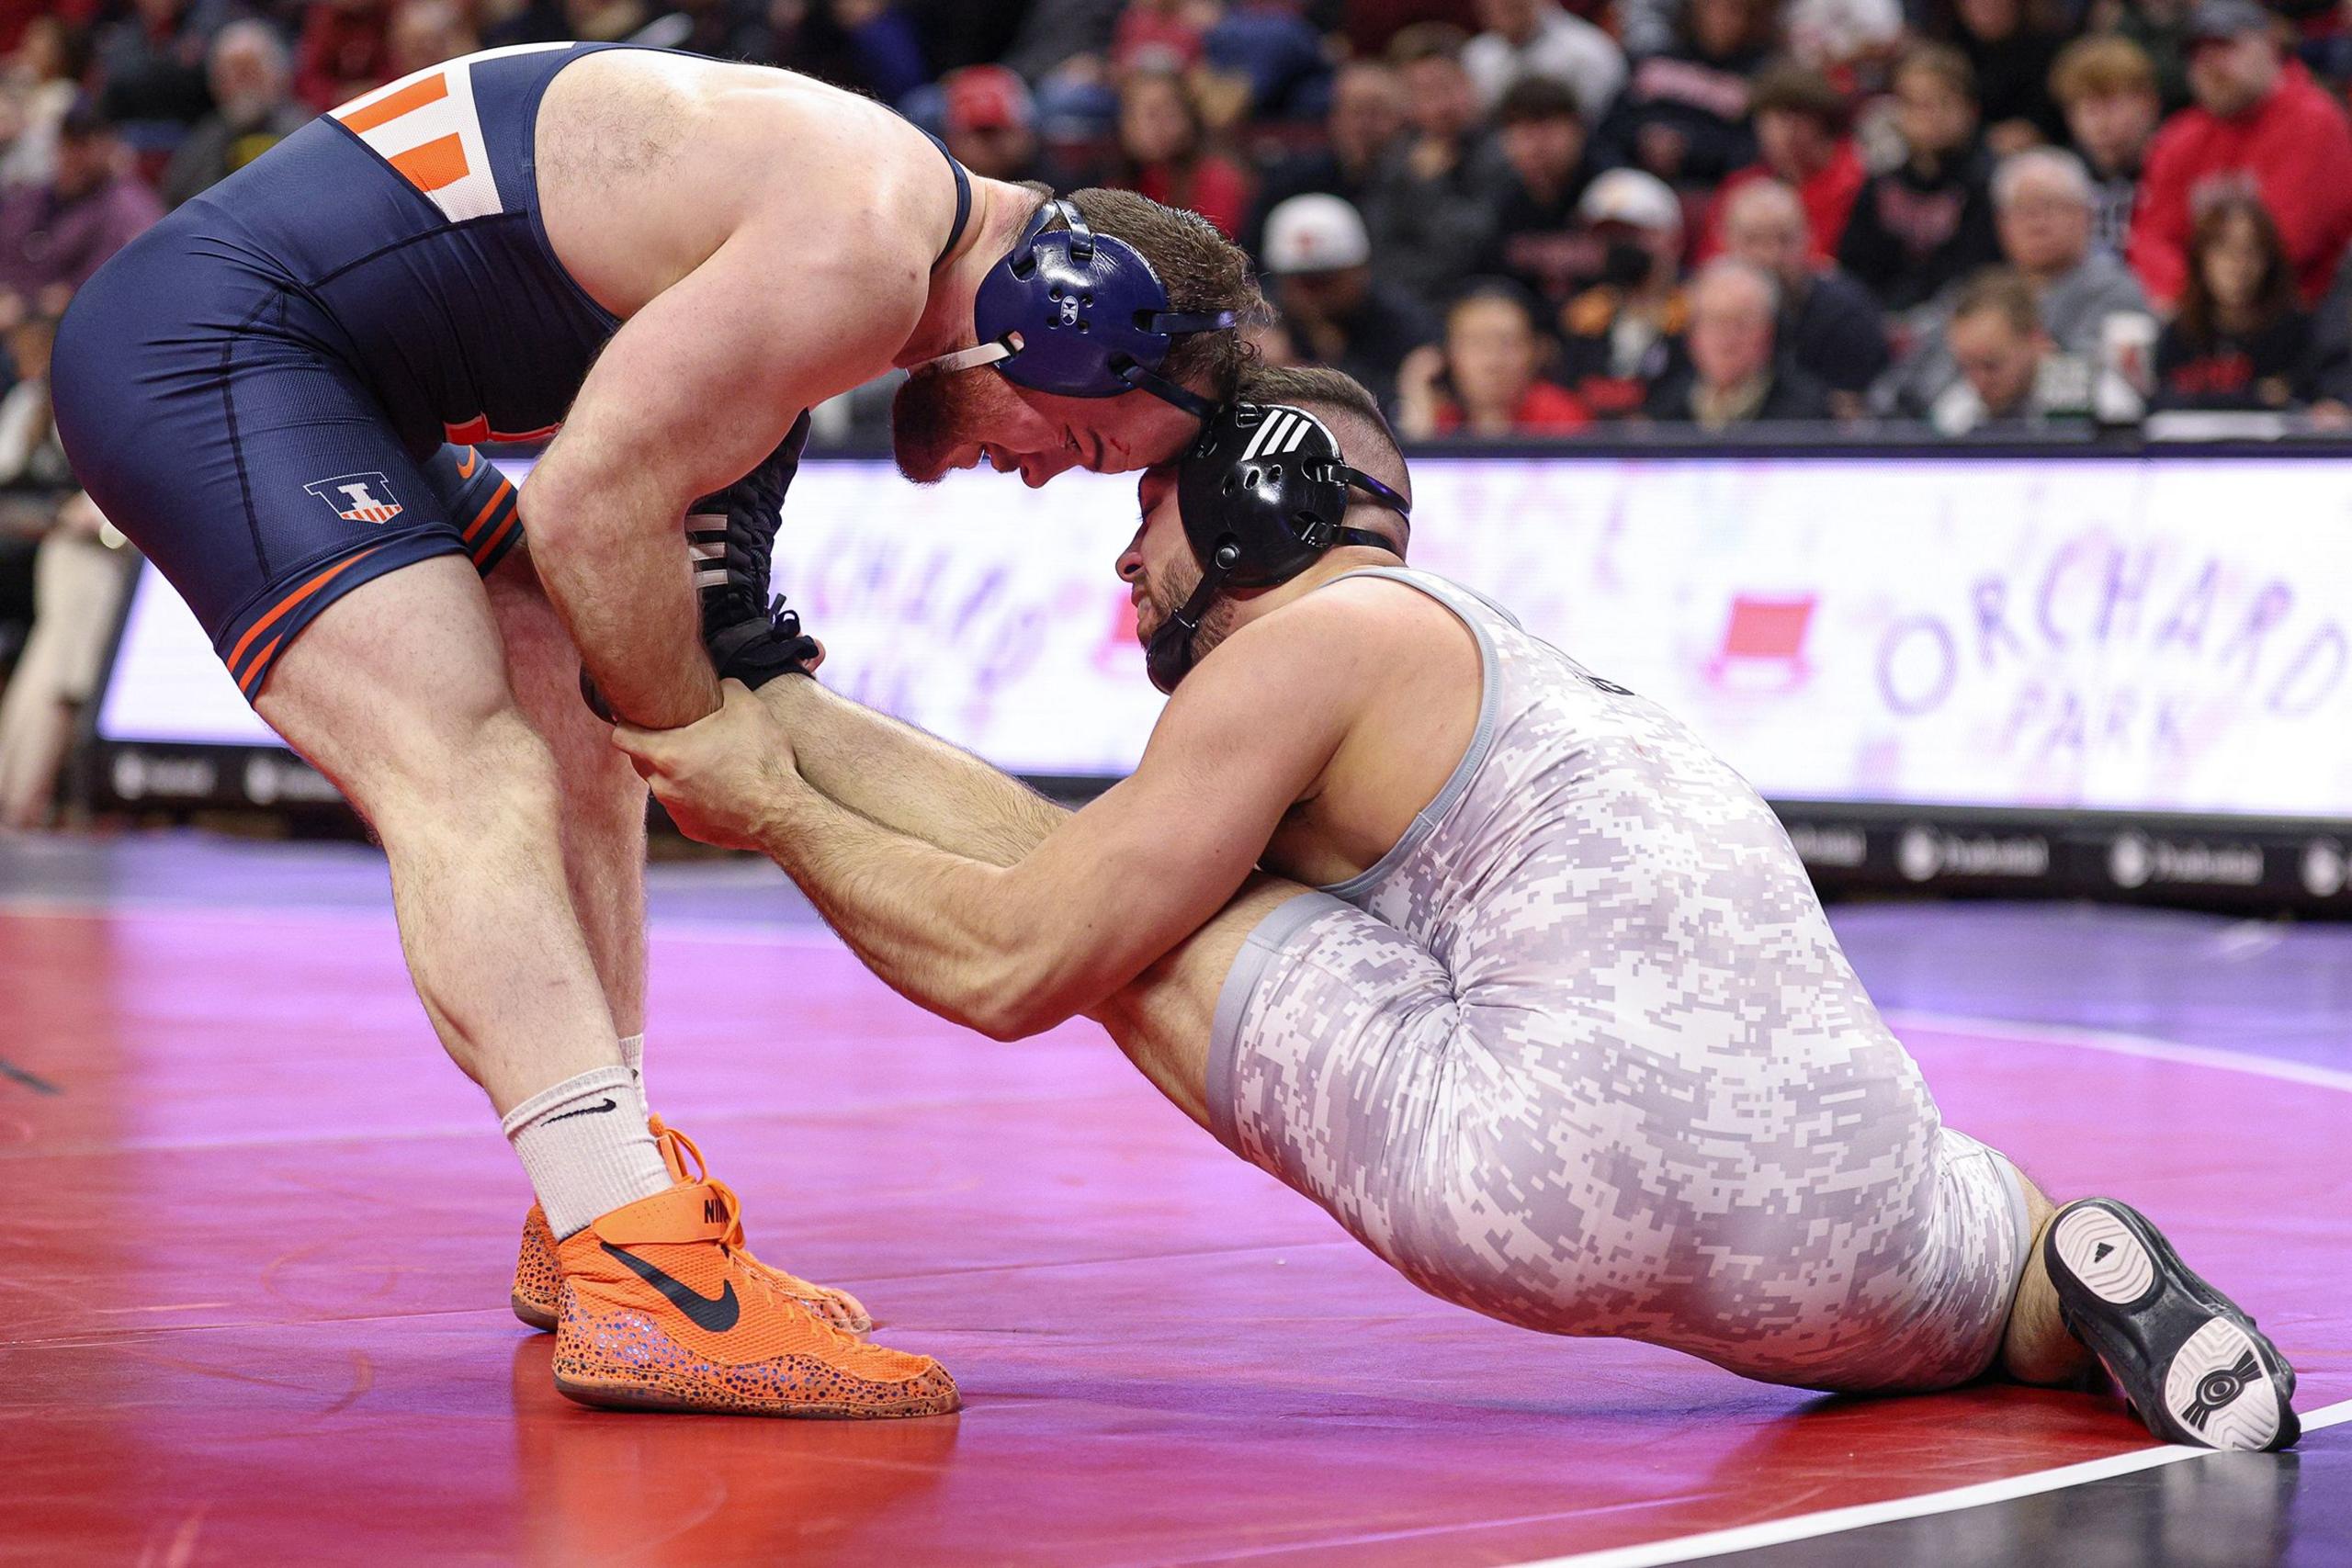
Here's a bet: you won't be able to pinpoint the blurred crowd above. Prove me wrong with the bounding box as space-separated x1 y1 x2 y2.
7 0 2352 818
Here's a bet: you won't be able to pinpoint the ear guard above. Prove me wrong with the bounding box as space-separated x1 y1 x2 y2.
1145 400 1409 694
920 199 1238 421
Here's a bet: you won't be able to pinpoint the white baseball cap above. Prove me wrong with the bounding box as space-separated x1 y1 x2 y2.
1262 193 1372 275
1578 168 1683 232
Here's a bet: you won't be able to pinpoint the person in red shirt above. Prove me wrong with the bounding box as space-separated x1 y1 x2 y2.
2129 0 2352 308
1110 68 1253 240
1698 62 1863 265
1396 284 1591 437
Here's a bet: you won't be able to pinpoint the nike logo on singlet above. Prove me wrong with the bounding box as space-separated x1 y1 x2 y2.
456 449 478 479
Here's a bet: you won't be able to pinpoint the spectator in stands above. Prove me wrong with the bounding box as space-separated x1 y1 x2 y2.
1720 178 1888 412
93 0 216 131
1931 0 2068 152
386 0 477 83
2120 0 2199 111
2130 0 2352 308
1700 62 1862 266
1780 0 1904 81
1555 167 1689 419
1475 74 1599 311
1596 0 1772 193
1645 257 1833 426
0 99 164 322
1367 23 1505 308
2153 193 2318 410
296 0 395 113
1201 2 1331 125
1463 0 1625 125
161 22 310 209
1261 192 1439 412
0 310 125 830
938 66 1069 188
1109 68 1250 240
1875 148 2144 415
1927 267 2066 432
2049 35 2162 260
1113 0 1215 76
1838 44 2001 313
0 17 88 189
1244 60 1407 264
1395 283 1591 437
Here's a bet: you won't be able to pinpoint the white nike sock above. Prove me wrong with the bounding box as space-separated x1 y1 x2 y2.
501 1066 672 1238
617 1032 645 1096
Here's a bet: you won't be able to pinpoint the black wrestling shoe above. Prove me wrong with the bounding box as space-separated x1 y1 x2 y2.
2045 1198 2300 1451
691 414 810 648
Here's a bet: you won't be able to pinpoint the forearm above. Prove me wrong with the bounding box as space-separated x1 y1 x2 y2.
760 677 1069 866
752 778 1045 1037
521 465 719 729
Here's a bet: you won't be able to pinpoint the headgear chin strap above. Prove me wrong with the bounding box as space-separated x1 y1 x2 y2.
1145 400 1410 694
916 198 1238 421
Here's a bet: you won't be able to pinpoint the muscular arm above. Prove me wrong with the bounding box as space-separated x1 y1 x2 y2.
617 602 1372 1040
522 208 925 728
759 676 1069 866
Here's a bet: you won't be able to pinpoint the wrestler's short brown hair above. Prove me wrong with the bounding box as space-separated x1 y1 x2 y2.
1019 184 1269 403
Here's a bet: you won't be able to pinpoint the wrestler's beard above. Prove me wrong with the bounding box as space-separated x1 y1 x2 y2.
890 367 1004 484
1134 554 1240 661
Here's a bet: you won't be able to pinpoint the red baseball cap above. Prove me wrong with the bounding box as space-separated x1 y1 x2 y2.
944 65 1033 134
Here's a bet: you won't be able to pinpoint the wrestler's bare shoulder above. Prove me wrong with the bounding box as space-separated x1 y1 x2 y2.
537 51 952 319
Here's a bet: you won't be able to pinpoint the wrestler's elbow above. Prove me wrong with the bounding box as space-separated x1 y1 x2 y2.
957 944 1098 1043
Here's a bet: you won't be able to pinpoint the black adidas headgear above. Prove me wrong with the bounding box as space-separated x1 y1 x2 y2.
1144 400 1410 694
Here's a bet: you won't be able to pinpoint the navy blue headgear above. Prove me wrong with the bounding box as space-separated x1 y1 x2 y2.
1145 400 1410 694
923 199 1238 421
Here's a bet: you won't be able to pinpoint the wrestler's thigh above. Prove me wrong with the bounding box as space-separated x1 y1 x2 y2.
1095 874 1306 1128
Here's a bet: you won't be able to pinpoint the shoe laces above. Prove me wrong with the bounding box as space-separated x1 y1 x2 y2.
651 1118 752 1255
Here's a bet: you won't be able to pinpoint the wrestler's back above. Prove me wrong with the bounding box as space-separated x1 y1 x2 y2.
533 50 949 320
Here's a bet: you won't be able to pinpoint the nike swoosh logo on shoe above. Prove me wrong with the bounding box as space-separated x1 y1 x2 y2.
601 1242 741 1332
544 1098 616 1124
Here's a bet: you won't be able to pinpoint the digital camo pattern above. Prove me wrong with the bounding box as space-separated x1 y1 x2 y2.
1214 569 2028 1393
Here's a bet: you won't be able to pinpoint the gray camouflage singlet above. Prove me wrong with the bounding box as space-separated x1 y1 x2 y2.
1206 569 2029 1393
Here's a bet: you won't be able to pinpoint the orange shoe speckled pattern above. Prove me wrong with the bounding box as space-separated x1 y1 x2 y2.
508 1117 876 1335
549 1179 959 1419
512 1203 561 1331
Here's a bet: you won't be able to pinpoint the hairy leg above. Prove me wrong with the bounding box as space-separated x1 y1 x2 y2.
1998 1165 2094 1384
256 556 621 1111
486 545 650 1039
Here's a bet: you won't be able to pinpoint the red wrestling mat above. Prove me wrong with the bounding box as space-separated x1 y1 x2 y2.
3 897 2345 1566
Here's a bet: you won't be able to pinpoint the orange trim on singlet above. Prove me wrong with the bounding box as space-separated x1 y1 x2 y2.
470 509 523 568
462 476 514 542
225 549 382 681
338 72 450 134
389 134 469 194
236 637 285 696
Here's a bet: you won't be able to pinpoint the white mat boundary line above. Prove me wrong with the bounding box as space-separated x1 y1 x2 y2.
1502 1398 2349 1568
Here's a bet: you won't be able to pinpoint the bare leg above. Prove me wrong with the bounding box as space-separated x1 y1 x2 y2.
485 545 649 1040
255 556 621 1111
1998 1168 2095 1384
1086 874 1306 1130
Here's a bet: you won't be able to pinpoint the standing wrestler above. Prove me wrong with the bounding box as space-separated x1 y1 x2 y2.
52 42 1261 1416
622 366 2299 1451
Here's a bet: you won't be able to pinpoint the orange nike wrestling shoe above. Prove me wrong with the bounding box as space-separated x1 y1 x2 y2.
550 1179 960 1418
511 1116 874 1335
